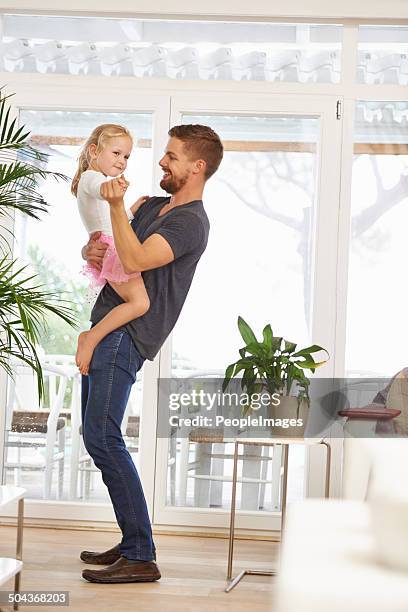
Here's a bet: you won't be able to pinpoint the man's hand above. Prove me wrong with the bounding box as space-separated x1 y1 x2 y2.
82 231 108 272
101 177 126 208
130 194 150 216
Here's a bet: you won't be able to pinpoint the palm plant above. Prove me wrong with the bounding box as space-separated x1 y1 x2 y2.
0 88 77 399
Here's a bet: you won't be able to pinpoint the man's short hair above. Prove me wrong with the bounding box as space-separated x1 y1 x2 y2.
168 124 224 179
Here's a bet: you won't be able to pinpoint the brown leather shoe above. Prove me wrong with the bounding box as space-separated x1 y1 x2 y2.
82 556 161 583
80 543 121 565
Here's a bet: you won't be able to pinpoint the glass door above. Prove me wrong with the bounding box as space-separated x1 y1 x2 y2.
154 93 342 529
345 100 408 377
0 82 170 522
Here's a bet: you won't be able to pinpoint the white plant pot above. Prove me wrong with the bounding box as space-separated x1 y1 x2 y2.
267 395 309 437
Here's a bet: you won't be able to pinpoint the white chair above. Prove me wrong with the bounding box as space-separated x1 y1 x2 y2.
179 428 281 510
5 363 69 500
167 372 282 510
72 377 178 502
69 378 142 500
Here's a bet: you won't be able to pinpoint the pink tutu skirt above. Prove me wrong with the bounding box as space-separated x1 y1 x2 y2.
82 233 140 289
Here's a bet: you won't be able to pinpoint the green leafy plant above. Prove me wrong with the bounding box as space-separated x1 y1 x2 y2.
27 245 90 356
223 316 329 414
0 88 77 399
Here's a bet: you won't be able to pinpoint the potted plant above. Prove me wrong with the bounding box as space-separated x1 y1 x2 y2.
223 316 329 435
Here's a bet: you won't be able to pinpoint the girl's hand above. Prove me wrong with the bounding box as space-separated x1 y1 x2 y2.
116 174 130 192
130 195 150 216
101 178 126 207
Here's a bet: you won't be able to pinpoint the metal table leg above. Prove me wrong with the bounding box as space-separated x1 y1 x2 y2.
13 497 24 611
225 442 289 593
280 445 289 535
226 441 239 582
224 440 331 593
321 441 331 498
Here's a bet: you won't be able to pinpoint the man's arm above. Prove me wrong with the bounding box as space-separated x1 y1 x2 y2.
102 180 174 273
109 205 175 273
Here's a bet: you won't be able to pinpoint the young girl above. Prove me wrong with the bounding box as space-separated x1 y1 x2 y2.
72 123 150 375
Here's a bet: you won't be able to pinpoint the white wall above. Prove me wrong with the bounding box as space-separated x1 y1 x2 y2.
0 0 408 21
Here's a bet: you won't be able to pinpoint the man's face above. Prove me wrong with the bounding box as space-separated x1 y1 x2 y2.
159 137 195 194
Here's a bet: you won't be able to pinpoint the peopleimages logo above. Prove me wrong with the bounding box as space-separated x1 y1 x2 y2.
168 413 303 430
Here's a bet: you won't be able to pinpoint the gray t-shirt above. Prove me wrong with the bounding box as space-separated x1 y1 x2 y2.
90 196 210 360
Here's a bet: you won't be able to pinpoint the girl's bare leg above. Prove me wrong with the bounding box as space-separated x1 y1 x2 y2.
76 275 149 375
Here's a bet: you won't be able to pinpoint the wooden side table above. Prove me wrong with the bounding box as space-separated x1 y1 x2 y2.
225 437 331 592
0 486 25 611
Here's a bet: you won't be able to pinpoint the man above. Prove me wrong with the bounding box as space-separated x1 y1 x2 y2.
79 124 223 583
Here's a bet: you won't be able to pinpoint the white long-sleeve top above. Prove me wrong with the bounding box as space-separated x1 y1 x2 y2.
77 170 133 237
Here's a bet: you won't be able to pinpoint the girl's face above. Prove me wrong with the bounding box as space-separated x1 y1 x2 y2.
89 135 132 177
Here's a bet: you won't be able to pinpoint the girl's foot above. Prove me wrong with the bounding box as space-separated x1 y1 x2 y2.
75 331 97 375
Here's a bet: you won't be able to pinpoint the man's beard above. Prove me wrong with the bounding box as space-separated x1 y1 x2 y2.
160 170 189 194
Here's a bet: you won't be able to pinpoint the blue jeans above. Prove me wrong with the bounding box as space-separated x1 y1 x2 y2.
81 329 156 562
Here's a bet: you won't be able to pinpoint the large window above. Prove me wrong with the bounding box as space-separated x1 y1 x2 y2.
0 13 407 528
5 109 153 502
166 112 319 513
171 113 319 374
152 93 340 529
346 101 408 376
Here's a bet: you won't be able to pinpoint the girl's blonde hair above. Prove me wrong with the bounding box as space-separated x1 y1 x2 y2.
71 123 132 196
